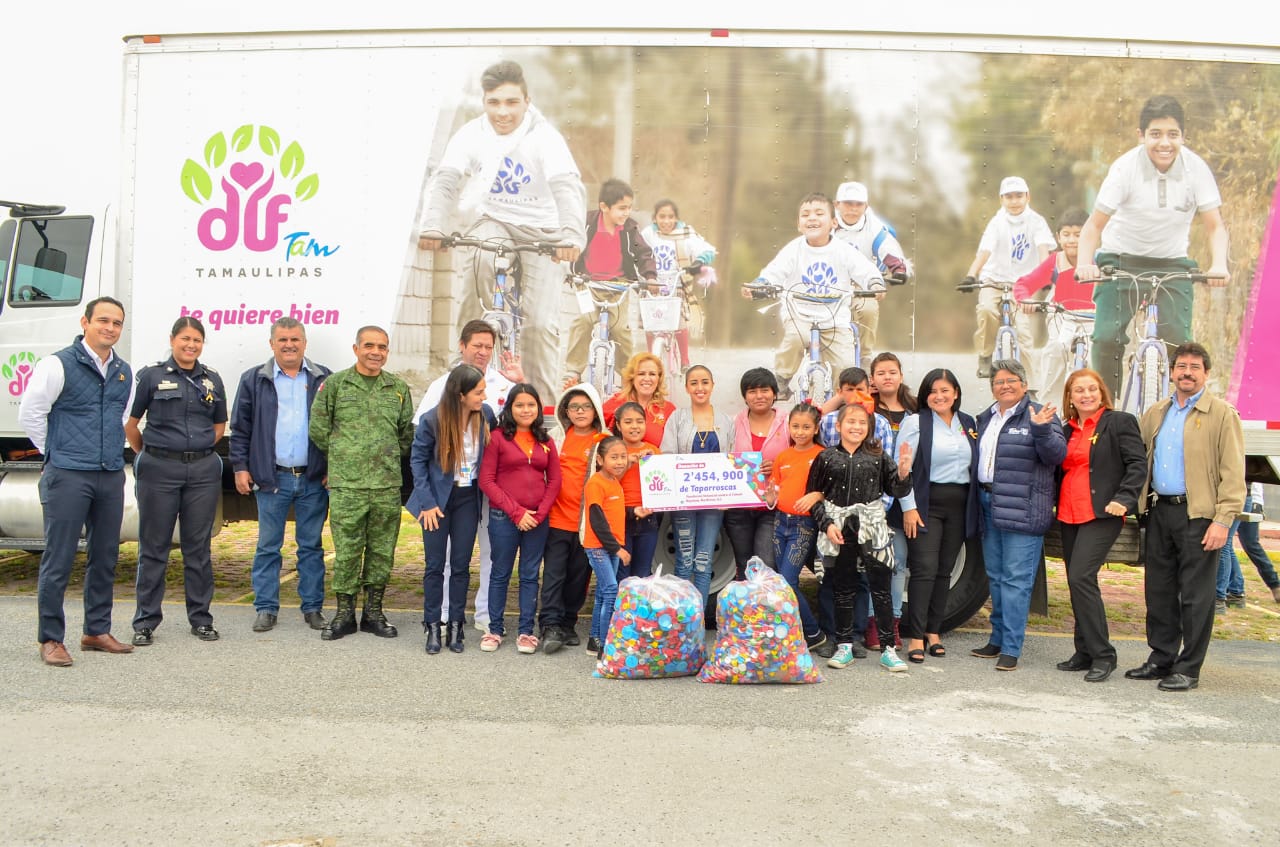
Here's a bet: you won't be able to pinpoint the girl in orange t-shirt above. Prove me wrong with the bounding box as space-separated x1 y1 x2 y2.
583 437 631 656
765 404 827 649
612 401 660 579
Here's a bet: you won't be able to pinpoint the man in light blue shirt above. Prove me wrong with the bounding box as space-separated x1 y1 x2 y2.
229 318 332 633
1128 343 1244 691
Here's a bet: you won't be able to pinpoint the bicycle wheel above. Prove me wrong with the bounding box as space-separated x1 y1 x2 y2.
1139 346 1166 412
995 328 1017 364
806 364 833 406
587 340 614 398
1072 338 1090 373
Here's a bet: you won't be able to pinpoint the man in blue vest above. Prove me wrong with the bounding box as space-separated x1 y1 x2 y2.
18 297 136 667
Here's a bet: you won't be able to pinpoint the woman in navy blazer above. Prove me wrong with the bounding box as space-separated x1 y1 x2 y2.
897 369 981 662
408 364 496 654
1054 368 1146 682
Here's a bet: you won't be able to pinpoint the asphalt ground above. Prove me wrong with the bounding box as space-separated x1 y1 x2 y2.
2 596 1278 846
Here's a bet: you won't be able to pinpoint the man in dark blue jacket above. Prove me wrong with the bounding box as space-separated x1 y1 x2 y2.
229 317 331 632
972 359 1067 670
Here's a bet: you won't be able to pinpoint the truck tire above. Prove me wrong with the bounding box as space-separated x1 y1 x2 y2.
941 536 989 632
649 513 736 627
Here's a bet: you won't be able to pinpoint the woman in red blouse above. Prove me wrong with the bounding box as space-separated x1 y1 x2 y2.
1055 368 1146 682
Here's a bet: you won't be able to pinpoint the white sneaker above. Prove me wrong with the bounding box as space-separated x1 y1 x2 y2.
880 646 908 673
474 617 490 633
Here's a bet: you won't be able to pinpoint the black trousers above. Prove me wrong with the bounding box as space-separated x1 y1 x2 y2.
905 483 969 640
133 451 221 631
36 466 125 643
1144 501 1218 677
826 517 894 647
1060 517 1121 663
723 508 776 577
539 527 591 631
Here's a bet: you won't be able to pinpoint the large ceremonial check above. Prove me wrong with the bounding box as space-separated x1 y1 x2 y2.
639 452 767 511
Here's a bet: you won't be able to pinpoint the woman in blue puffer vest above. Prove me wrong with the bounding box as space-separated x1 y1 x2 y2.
970 359 1067 671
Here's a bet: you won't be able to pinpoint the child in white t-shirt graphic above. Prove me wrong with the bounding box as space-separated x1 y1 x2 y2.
963 176 1056 378
747 193 884 401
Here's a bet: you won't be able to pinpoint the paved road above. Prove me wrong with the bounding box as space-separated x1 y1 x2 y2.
3 596 1278 846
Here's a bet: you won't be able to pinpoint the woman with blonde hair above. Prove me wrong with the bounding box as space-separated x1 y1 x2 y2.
602 352 676 446
1054 368 1146 682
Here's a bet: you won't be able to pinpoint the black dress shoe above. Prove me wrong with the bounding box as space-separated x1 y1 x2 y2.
1084 662 1115 683
1157 672 1199 691
132 628 154 647
542 626 565 655
1124 662 1171 680
191 624 220 641
304 611 327 630
1057 653 1091 672
971 642 1001 659
995 654 1018 671
563 628 581 647
424 622 442 655
252 611 277 632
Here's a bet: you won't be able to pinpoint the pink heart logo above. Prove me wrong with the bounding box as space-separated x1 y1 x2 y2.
229 162 264 188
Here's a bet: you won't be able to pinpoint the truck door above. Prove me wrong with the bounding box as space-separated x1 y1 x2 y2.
0 213 95 439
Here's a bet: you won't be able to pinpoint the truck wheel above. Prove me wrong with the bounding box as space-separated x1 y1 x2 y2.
941 536 989 632
649 513 736 629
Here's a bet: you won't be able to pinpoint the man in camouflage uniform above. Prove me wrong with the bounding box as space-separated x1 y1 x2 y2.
309 326 415 641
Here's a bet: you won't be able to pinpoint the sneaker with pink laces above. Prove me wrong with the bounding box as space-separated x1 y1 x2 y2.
480 633 502 652
516 634 539 654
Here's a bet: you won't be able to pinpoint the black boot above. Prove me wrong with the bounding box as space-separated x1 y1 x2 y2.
424 622 442 654
321 594 357 641
446 621 465 653
359 585 398 638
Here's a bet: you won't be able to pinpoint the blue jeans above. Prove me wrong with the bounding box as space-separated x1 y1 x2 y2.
979 489 1044 658
585 547 620 641
1217 494 1280 597
672 509 724 605
622 511 661 580
252 470 329 613
773 512 819 637
486 507 549 636
422 485 479 625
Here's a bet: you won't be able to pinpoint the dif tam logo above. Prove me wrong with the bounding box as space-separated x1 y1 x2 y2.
180 124 339 259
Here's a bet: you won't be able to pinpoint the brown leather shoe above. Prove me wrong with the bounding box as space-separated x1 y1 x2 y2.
40 641 74 667
80 633 135 654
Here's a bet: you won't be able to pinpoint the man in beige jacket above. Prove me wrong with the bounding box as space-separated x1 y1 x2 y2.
1127 342 1245 691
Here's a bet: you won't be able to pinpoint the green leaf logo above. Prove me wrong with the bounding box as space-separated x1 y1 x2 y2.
296 173 320 202
231 124 254 152
1 364 12 380
280 141 305 180
204 132 227 169
259 125 280 157
180 159 213 204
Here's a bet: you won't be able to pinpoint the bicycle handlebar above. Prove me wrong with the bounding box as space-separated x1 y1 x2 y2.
1017 300 1096 319
741 281 882 302
1097 265 1213 284
424 231 567 256
956 278 1013 294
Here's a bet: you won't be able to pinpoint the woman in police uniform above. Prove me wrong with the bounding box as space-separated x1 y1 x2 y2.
126 316 228 645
